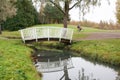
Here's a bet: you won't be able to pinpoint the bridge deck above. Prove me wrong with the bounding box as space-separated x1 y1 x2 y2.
19 27 73 44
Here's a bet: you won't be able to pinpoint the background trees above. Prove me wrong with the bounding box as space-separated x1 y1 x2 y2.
0 0 16 33
3 0 38 31
116 0 120 24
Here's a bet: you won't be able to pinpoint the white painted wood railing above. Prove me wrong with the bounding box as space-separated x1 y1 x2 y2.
19 27 73 43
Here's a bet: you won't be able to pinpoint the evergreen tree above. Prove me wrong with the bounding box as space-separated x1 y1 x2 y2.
3 0 38 31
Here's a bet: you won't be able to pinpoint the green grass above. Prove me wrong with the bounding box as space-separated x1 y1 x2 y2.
0 39 40 80
70 39 120 66
0 31 21 38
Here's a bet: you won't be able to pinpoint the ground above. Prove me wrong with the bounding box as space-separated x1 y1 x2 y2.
76 32 120 41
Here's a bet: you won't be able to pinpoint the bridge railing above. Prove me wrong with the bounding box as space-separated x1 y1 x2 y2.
19 27 73 43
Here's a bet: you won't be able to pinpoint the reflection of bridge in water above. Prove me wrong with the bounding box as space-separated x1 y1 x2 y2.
19 27 73 44
35 56 74 73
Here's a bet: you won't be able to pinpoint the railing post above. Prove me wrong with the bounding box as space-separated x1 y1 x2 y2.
48 27 50 41
59 28 62 42
34 28 38 42
70 29 73 43
20 30 25 43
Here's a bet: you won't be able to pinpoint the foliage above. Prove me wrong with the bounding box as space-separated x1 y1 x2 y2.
2 0 39 31
42 3 64 24
116 0 120 24
0 39 41 80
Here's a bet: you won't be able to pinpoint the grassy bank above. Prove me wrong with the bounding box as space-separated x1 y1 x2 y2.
70 39 120 66
0 31 20 38
0 39 40 80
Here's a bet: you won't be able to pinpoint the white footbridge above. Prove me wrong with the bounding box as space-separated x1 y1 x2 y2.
19 27 74 43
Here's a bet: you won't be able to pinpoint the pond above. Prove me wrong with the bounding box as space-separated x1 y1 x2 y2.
33 50 120 80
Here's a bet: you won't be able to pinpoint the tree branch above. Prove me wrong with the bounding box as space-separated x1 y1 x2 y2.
49 0 65 15
69 0 82 10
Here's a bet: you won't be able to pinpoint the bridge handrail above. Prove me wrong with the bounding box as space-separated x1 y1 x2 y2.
19 27 73 43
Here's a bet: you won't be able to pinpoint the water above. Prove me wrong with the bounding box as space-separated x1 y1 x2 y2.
35 57 120 80
33 49 120 80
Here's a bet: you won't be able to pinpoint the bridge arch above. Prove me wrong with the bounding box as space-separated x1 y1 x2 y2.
19 27 73 43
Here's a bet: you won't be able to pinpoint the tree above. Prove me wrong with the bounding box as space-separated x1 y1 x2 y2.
35 0 101 28
3 0 39 31
39 0 45 24
116 0 120 24
0 0 16 34
43 3 64 24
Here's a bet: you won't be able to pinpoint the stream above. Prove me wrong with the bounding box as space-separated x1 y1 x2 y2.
33 50 120 80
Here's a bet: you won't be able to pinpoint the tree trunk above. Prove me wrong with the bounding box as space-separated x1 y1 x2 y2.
63 0 69 28
64 61 71 80
63 16 67 28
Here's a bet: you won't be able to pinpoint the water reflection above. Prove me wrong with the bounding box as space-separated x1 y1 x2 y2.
33 53 120 80
35 57 120 80
35 56 74 73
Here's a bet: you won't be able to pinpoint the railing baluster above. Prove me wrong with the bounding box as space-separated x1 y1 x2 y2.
20 30 25 43
59 28 62 42
70 29 73 43
34 28 38 42
48 27 49 41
